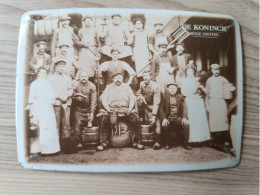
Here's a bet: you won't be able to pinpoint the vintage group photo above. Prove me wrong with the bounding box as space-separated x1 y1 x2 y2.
18 9 242 170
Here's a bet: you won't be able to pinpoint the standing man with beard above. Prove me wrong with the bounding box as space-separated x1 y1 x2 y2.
138 71 162 149
76 16 101 82
30 41 52 73
206 64 235 146
171 43 193 87
71 70 97 149
97 72 144 151
159 83 191 150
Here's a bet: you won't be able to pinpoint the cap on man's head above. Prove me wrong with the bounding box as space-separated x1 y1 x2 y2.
166 82 178 88
53 57 66 65
154 23 163 27
176 43 185 48
36 41 47 47
58 43 70 48
112 72 123 78
111 48 120 54
60 15 71 21
133 18 145 24
211 64 220 70
82 15 93 21
158 42 168 47
111 14 121 19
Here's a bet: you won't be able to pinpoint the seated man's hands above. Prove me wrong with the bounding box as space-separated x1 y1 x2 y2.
125 108 132 116
182 118 189 125
162 119 169 127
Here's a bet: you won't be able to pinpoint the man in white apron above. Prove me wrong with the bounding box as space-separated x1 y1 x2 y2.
101 14 132 60
76 16 101 83
206 64 235 146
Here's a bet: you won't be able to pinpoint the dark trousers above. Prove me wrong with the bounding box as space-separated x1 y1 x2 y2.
100 113 140 145
71 109 89 142
211 131 232 146
162 117 189 146
53 105 71 138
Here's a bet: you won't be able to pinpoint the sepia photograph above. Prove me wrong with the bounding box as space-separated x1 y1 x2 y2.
16 8 243 172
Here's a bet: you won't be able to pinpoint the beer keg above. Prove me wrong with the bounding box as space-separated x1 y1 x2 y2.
140 124 155 146
82 126 100 146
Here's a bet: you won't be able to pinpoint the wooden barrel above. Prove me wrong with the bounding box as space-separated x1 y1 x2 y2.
81 126 100 146
110 121 131 147
140 124 155 146
34 17 59 37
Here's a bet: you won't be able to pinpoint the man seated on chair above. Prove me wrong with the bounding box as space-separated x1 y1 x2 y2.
159 83 191 150
97 72 144 151
138 70 162 150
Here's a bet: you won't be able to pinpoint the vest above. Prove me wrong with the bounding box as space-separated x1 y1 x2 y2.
169 96 178 118
107 61 125 84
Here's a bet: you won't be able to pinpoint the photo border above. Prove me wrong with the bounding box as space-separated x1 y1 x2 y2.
16 8 243 172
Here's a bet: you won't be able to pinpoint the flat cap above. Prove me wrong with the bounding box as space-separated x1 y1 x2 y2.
154 23 163 26
53 57 66 65
60 15 71 21
112 72 123 78
82 15 94 21
211 64 220 70
36 41 47 47
58 43 70 48
166 82 178 88
111 14 121 18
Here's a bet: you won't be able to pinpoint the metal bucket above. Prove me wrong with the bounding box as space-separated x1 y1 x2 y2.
81 126 100 146
110 111 118 125
140 124 155 146
104 36 112 46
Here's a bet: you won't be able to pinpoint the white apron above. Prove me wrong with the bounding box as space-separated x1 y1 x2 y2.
29 79 60 154
185 97 211 142
156 62 174 94
133 31 150 77
181 78 211 142
208 98 229 132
